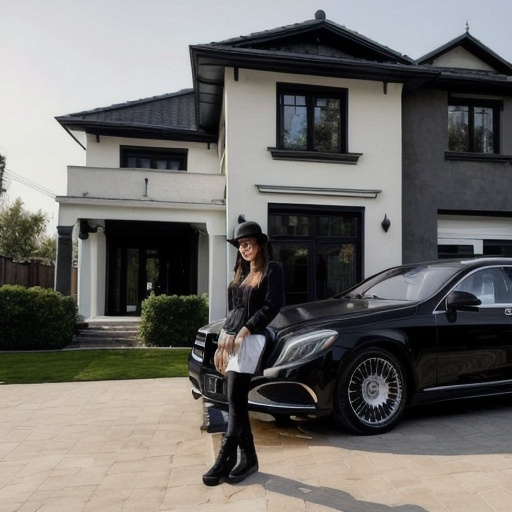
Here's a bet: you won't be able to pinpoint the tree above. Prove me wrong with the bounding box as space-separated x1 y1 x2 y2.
0 198 50 261
0 154 5 196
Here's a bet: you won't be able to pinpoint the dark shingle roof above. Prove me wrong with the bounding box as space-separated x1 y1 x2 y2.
58 89 197 130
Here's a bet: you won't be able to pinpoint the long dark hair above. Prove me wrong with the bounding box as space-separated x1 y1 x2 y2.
230 241 269 288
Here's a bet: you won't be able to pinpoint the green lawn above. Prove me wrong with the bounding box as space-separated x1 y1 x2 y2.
0 349 190 384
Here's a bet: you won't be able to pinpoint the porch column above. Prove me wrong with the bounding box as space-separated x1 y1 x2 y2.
55 225 73 295
208 233 228 322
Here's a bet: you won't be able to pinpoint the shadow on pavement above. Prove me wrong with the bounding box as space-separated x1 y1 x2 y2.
245 473 427 512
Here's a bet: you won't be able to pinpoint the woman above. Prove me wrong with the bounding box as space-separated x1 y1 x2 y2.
203 221 285 486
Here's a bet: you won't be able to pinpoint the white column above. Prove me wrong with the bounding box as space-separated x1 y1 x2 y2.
208 233 228 322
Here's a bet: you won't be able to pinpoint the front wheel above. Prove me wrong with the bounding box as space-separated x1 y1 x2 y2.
333 348 407 435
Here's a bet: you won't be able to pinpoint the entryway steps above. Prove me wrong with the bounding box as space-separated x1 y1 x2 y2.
67 318 142 349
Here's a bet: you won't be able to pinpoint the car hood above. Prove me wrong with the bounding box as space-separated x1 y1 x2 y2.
270 297 417 332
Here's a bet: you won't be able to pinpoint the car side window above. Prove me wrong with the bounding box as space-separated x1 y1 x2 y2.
454 267 512 306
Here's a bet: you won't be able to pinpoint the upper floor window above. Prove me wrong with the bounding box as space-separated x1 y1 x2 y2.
448 99 500 154
120 147 188 170
277 84 348 153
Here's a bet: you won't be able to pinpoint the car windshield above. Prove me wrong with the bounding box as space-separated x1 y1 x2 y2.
343 265 460 302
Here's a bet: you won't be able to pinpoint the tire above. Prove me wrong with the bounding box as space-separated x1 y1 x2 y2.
333 348 407 435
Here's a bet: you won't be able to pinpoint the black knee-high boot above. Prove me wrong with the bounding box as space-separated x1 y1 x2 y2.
202 436 238 486
228 435 258 483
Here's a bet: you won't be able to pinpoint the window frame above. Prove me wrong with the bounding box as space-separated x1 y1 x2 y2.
447 97 501 155
120 146 188 171
270 84 359 164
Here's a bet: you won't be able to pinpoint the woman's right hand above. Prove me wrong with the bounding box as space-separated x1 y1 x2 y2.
218 332 235 353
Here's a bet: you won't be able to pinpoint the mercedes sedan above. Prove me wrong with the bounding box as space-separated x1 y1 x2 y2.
188 258 512 435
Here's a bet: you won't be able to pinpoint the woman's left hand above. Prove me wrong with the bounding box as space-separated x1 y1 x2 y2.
236 326 251 340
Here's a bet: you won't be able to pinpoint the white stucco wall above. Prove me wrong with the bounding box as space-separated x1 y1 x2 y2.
84 135 219 173
223 68 403 277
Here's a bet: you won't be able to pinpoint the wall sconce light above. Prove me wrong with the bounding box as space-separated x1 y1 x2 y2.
381 214 391 233
78 220 104 240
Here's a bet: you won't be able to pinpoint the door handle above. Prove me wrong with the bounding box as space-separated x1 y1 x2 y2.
505 309 512 316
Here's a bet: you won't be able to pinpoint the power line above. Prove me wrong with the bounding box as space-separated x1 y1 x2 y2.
3 168 57 199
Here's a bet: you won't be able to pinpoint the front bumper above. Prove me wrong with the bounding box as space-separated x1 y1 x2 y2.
188 338 335 419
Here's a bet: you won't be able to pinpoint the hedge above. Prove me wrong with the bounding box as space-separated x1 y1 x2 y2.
0 285 77 350
139 293 209 347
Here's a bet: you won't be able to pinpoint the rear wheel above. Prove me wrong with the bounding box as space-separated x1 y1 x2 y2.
333 348 407 435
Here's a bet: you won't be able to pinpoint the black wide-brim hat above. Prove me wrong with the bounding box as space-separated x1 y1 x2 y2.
227 221 269 247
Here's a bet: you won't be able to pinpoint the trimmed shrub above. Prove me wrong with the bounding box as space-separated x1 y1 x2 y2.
140 293 209 347
0 285 77 350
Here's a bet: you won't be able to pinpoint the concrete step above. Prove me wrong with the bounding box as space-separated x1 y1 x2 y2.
67 319 143 349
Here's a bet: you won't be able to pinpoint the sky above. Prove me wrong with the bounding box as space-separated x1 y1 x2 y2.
1 0 511 234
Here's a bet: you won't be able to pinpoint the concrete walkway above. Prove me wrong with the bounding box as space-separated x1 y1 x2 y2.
2 378 512 511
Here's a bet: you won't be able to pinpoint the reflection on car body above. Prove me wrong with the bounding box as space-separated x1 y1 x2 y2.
189 258 512 434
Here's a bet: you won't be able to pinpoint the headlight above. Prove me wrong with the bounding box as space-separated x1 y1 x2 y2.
272 329 338 367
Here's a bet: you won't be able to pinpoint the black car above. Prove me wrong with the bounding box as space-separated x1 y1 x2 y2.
189 258 512 435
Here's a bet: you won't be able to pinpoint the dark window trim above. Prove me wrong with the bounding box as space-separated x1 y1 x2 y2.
276 83 349 156
120 146 188 170
444 151 512 163
448 97 502 154
267 147 362 164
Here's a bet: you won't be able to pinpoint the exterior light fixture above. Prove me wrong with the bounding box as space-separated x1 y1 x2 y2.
381 214 391 233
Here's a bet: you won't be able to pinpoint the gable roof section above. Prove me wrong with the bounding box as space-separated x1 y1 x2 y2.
416 32 512 74
190 12 439 132
216 14 412 64
56 89 215 143
415 32 512 95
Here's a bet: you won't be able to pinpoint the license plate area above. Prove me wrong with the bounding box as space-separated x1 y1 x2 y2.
205 374 225 395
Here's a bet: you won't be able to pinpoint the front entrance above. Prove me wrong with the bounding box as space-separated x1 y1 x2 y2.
105 220 198 315
268 205 364 305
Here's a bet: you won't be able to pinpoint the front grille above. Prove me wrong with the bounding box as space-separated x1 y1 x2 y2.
255 383 316 407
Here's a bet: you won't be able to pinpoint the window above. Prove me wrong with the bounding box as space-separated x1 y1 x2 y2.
277 84 348 153
448 99 500 154
120 147 187 170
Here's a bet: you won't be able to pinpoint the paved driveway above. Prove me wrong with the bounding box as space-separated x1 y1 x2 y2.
1 378 512 511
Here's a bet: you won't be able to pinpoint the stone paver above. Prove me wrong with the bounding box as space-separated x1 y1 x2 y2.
2 378 512 511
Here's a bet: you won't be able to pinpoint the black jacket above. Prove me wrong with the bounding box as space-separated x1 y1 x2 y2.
224 261 285 335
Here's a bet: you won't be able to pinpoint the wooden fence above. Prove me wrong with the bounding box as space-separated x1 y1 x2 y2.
0 255 55 289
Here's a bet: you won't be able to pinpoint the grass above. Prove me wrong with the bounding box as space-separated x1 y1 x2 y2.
0 348 190 384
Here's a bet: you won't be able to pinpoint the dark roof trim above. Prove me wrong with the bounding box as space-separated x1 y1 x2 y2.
416 32 512 74
191 44 433 82
55 118 215 143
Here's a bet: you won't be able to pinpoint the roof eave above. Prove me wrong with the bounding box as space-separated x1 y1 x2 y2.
191 45 438 130
55 117 216 144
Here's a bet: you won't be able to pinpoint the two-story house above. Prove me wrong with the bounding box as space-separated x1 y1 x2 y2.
54 11 512 322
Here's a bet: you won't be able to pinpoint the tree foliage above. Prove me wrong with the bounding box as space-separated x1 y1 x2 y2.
0 154 5 196
0 198 51 261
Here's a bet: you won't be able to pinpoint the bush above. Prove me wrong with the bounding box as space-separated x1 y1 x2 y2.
139 293 209 347
0 285 77 350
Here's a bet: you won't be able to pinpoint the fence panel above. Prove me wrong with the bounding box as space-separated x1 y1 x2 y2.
0 256 55 288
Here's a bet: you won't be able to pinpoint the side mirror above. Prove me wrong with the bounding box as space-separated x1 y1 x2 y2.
446 290 481 311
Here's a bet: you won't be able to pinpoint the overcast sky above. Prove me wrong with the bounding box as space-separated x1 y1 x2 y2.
2 0 511 233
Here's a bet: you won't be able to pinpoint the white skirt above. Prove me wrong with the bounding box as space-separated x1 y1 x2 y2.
225 334 266 374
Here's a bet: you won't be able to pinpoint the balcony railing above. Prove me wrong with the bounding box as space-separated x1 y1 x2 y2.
66 166 225 205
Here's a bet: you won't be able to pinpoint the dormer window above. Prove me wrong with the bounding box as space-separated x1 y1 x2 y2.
448 99 500 154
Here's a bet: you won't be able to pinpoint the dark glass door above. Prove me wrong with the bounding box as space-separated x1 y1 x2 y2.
269 206 363 305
